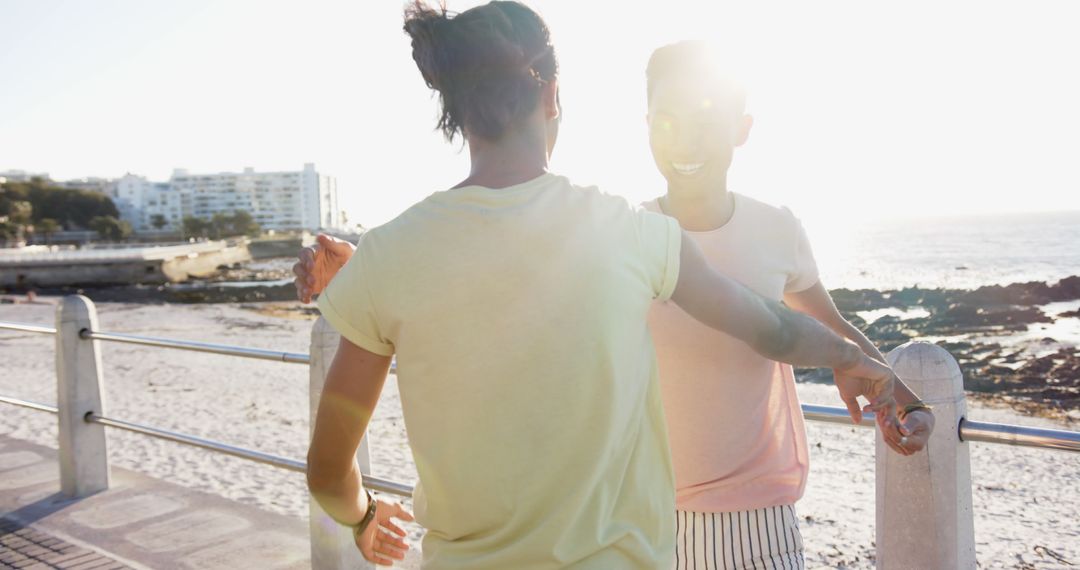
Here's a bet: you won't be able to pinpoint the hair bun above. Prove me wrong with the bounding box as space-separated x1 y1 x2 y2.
403 1 558 142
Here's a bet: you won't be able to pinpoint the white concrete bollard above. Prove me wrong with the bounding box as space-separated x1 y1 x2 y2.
55 295 110 497
309 316 375 570
876 341 976 569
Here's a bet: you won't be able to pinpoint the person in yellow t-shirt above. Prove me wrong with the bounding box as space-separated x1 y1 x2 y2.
302 3 900 569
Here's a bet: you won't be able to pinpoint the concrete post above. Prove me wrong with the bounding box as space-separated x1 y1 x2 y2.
55 295 110 497
876 341 976 569
309 316 374 570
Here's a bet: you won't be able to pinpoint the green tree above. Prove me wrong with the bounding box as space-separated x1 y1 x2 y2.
206 211 260 239
1 178 118 229
37 218 61 244
182 216 209 239
210 212 228 239
6 200 33 224
0 219 23 243
150 214 168 231
229 210 261 237
90 216 131 241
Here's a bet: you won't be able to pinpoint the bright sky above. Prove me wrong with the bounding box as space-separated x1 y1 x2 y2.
2 0 1079 232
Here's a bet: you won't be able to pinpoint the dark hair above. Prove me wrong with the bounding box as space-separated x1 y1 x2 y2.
403 1 558 142
646 40 745 112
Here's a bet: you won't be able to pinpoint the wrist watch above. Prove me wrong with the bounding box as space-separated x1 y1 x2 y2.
350 490 377 540
900 400 933 418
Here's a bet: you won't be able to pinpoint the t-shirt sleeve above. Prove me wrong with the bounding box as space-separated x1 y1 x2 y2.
635 208 682 301
784 215 820 293
316 246 395 356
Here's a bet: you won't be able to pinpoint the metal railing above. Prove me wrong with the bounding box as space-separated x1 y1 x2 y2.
1 320 411 496
78 328 310 364
801 403 1080 452
4 313 1080 567
84 411 413 497
4 323 1075 459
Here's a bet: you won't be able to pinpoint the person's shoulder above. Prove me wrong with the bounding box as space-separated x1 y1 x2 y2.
351 199 429 255
550 173 643 213
734 192 803 228
639 197 663 213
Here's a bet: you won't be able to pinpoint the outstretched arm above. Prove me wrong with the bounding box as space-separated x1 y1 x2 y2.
785 282 935 455
670 232 899 427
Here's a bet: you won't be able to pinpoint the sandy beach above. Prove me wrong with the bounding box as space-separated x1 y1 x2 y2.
1 299 1078 568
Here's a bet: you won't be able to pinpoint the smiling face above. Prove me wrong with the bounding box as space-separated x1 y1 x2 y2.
647 73 751 197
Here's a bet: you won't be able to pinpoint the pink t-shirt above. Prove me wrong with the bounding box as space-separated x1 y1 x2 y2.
645 193 819 513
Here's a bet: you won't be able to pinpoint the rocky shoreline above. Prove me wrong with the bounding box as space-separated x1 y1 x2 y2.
5 262 1079 419
800 276 1080 419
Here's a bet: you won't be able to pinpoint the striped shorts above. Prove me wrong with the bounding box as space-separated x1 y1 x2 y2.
673 505 805 570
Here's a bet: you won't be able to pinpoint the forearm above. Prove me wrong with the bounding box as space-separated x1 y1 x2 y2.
673 233 870 371
755 297 866 370
308 461 368 525
306 338 389 526
835 320 921 407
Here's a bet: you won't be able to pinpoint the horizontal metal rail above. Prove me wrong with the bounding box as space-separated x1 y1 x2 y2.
85 413 414 497
960 418 1080 452
801 403 876 428
3 393 1079 455
79 329 311 364
2 321 400 371
799 403 1080 452
0 322 57 335
0 395 58 414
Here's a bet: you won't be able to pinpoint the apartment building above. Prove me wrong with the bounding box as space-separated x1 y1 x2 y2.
3 164 340 234
109 174 180 232
169 163 339 232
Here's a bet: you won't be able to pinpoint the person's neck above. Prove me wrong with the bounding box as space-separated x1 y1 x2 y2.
661 179 735 232
457 128 549 190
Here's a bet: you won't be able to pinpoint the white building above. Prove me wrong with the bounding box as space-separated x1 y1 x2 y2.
106 174 180 233
169 163 339 232
0 170 50 183
61 177 112 194
3 164 340 234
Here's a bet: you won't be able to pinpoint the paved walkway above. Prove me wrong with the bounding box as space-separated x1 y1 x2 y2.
0 435 309 569
1 516 132 569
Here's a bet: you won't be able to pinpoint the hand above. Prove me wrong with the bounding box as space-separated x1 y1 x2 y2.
880 408 935 456
293 234 356 303
833 354 900 433
355 499 415 566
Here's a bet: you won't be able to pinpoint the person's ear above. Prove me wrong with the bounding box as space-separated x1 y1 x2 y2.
542 79 560 121
735 114 754 147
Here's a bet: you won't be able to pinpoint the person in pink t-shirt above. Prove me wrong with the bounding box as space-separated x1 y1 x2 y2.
644 41 936 569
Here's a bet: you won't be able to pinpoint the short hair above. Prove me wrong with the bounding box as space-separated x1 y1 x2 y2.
646 40 746 112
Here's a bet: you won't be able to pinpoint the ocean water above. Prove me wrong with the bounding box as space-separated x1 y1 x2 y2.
808 210 1080 291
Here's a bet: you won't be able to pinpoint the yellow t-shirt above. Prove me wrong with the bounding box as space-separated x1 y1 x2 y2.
318 172 682 569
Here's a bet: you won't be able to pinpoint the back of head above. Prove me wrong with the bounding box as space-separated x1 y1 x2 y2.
403 1 558 143
646 40 746 113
